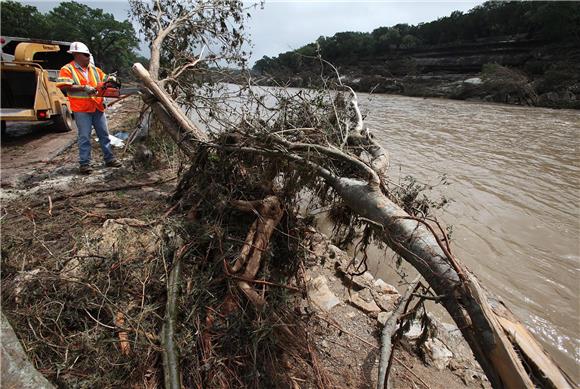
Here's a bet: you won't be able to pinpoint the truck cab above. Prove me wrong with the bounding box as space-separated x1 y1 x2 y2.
1 37 75 135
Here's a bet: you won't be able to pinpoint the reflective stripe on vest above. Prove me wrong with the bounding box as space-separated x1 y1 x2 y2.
66 64 82 86
63 62 105 112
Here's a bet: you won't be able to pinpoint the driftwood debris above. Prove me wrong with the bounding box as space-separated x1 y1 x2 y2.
132 62 574 388
377 275 421 389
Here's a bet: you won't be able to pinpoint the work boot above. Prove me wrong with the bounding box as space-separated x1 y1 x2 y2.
79 165 93 175
105 159 122 168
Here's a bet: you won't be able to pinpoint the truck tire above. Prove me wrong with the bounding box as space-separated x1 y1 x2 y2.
53 105 75 132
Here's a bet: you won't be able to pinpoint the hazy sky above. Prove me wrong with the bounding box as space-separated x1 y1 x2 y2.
26 1 483 64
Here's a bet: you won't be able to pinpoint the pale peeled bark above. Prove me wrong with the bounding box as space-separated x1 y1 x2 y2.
133 63 207 143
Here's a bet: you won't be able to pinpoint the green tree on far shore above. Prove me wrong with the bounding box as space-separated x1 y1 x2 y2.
254 1 580 74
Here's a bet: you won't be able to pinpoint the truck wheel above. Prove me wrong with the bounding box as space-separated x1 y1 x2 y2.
53 105 75 132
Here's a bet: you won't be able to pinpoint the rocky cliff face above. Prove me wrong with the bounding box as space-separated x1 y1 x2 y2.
258 38 580 109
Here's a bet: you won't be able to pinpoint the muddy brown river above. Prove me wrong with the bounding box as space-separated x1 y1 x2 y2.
353 94 579 376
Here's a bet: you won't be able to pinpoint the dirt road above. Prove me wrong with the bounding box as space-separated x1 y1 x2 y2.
1 122 77 187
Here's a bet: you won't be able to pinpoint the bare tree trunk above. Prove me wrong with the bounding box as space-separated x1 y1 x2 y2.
134 63 207 142
149 39 161 81
328 175 572 388
132 63 574 389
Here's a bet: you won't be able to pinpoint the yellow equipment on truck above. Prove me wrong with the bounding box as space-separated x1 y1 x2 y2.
1 38 74 135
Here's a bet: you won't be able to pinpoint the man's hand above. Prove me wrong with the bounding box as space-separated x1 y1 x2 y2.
84 86 98 95
106 74 117 83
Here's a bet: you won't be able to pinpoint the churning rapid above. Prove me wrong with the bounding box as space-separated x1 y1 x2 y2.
357 94 579 375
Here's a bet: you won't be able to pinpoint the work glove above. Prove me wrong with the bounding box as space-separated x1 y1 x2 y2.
105 74 117 83
84 85 98 95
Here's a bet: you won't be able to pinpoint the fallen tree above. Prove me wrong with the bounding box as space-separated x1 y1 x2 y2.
133 62 574 389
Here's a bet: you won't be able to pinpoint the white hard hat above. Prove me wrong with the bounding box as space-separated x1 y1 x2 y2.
67 41 91 55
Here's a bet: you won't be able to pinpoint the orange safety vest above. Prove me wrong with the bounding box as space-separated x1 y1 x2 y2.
56 61 107 112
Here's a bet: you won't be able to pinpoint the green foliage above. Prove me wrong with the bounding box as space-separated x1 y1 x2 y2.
1 0 139 75
537 62 580 93
391 175 452 218
0 1 48 37
129 0 250 81
253 1 580 74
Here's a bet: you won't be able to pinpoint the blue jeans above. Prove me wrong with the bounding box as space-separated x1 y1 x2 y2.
73 110 114 166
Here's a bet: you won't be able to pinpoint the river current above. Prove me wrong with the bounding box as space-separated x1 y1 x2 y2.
356 94 579 376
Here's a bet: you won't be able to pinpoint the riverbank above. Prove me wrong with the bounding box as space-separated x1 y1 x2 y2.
0 96 492 388
253 38 580 109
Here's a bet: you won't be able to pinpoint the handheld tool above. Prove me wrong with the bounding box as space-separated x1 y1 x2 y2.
97 79 123 98
96 73 140 98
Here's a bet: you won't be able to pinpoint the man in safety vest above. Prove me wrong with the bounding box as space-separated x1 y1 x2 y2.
56 41 122 174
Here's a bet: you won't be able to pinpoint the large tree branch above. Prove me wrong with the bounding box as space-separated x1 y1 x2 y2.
267 135 380 186
132 64 574 389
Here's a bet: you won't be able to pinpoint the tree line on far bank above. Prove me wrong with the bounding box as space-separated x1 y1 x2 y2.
254 1 580 72
1 0 147 75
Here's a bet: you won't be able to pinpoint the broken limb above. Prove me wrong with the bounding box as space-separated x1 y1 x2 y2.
161 243 193 389
377 276 421 389
132 62 573 388
30 176 177 208
228 196 284 307
114 312 131 356
133 63 206 142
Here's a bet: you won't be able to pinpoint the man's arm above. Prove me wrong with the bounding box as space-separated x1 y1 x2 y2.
56 67 97 94
60 84 96 93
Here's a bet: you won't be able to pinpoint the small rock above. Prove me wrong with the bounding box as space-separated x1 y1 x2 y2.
347 271 376 289
346 311 357 319
373 279 399 294
349 292 381 314
13 269 41 303
373 293 399 312
307 276 340 312
464 77 482 85
358 288 374 303
327 244 343 259
423 338 453 370
402 319 424 343
461 369 488 385
310 242 327 258
377 311 390 325
60 258 82 281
